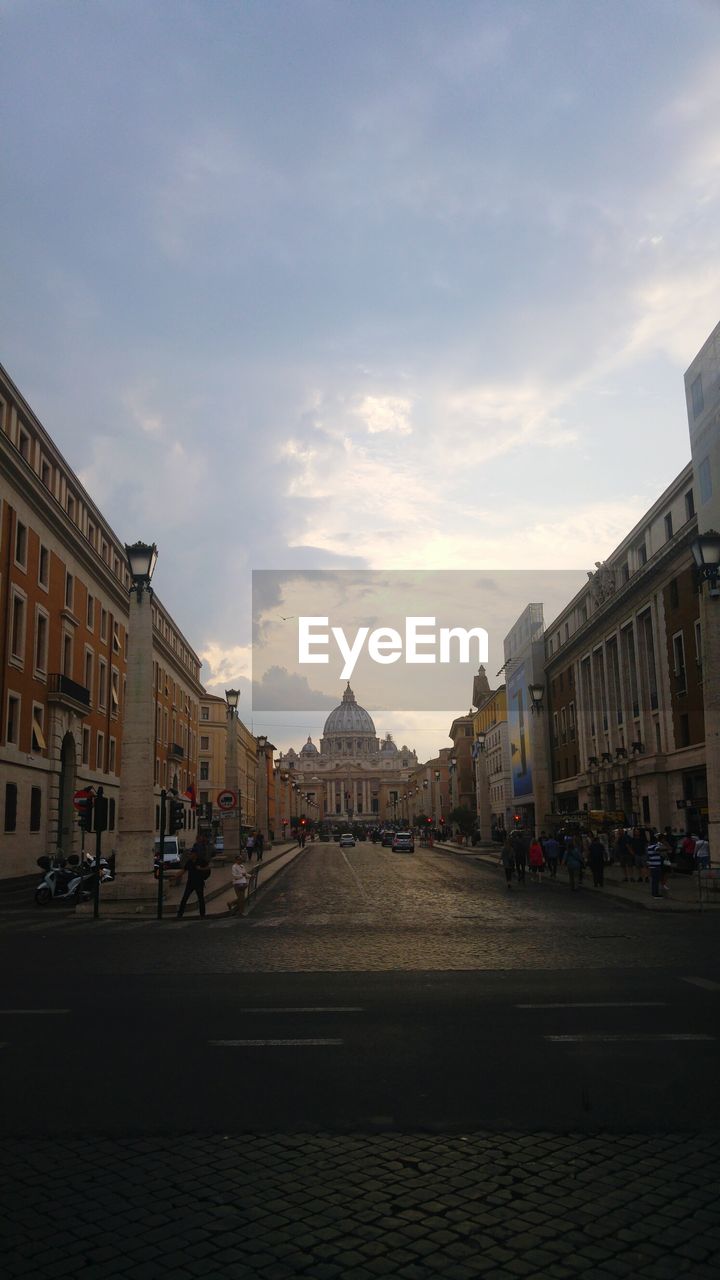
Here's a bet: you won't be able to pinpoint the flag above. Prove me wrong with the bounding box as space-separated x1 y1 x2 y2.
183 782 197 809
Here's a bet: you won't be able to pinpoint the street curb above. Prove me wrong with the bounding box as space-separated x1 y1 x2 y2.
431 841 716 913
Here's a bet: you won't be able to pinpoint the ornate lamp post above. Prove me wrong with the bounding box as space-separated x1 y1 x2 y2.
256 734 270 847
474 731 490 841
115 541 159 896
224 689 242 861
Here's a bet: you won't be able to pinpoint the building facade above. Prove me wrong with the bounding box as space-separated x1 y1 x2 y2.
0 363 202 879
198 693 257 845
545 463 705 836
275 683 418 826
472 681 510 837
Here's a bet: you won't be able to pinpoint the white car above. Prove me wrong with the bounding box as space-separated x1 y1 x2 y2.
339 834 356 847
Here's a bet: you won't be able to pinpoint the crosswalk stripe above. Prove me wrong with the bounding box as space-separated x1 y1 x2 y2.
545 1033 714 1042
682 977 720 991
517 1002 666 1009
210 1038 344 1047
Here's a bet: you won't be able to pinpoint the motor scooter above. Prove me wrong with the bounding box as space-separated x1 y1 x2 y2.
35 855 97 906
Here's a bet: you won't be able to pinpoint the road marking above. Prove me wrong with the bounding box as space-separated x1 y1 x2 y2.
233 1007 363 1014
339 849 369 902
682 977 720 991
517 1002 667 1009
209 1038 344 1047
545 1033 714 1042
0 1009 70 1015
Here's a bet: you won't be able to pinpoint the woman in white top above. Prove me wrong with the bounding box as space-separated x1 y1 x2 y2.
228 853 250 915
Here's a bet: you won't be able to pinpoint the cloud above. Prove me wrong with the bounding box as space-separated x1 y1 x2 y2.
199 642 252 689
251 665 338 712
355 394 413 435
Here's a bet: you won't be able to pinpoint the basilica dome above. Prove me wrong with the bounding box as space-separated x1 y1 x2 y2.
322 683 376 736
300 736 319 756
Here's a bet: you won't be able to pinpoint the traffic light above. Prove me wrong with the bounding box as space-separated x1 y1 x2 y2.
169 799 186 833
76 791 94 832
300 818 306 826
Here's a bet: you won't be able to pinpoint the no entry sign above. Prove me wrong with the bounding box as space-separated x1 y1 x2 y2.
217 789 238 811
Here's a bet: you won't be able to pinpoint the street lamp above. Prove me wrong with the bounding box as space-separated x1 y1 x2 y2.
125 541 158 598
255 734 269 847
528 684 545 714
692 531 720 597
225 689 242 861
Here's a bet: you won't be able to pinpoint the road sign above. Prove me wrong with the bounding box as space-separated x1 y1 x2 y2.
72 787 94 811
217 789 238 811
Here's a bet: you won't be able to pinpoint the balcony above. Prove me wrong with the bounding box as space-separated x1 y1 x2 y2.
168 742 185 760
48 673 91 716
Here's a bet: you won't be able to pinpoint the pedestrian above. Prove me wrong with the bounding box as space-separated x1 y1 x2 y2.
498 839 514 888
510 828 527 885
245 831 255 862
255 830 264 862
631 826 648 883
694 836 710 871
227 853 250 915
614 827 635 882
562 838 584 891
529 837 544 883
174 847 211 918
543 832 560 878
646 841 664 897
588 832 605 888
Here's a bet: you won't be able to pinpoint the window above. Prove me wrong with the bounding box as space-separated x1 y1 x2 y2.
41 459 52 489
691 373 704 419
112 621 120 653
200 761 209 781
98 660 107 709
108 798 116 831
679 714 690 748
96 733 105 771
101 539 109 563
673 632 687 693
15 521 27 569
109 738 116 773
568 701 576 741
4 783 17 833
111 669 120 715
641 611 659 711
560 706 567 744
82 727 90 766
18 427 30 460
6 694 20 745
31 705 46 752
66 493 75 521
87 521 95 548
664 513 673 541
685 489 695 521
62 633 72 677
695 618 702 673
637 543 647 567
35 610 49 675
699 456 712 506
38 544 49 589
100 609 108 642
65 572 74 610
669 579 679 609
552 712 559 747
10 592 26 662
201 706 209 721
87 594 95 630
30 787 42 833
621 563 629 583
84 650 93 697
200 735 209 750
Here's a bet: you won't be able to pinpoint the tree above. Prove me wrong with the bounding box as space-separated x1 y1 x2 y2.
449 806 476 837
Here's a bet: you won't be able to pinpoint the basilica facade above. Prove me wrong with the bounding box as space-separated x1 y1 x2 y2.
276 684 418 824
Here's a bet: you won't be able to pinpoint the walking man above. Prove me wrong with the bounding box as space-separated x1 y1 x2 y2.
588 832 605 888
646 841 664 898
255 830 264 862
510 828 527 885
499 839 514 889
543 832 560 879
175 847 211 919
228 852 250 916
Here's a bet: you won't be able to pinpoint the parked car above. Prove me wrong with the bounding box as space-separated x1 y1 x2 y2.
392 832 415 853
153 836 183 878
339 834 356 847
381 830 395 847
319 831 331 842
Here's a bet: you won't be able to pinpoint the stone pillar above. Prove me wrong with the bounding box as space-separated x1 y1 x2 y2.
116 585 155 876
701 589 720 855
224 711 242 861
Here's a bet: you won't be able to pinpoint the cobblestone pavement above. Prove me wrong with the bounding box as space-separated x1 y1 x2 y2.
3 1132 719 1279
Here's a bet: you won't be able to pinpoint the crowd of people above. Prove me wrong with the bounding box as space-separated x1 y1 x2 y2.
497 826 710 897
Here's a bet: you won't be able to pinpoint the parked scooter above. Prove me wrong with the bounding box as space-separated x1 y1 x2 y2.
35 855 97 905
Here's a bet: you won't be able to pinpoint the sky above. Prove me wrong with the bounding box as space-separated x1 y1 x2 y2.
2 0 720 761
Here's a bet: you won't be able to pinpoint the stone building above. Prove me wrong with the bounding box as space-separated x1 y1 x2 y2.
472 675 511 837
545 462 705 835
0 362 202 879
198 693 258 843
275 683 418 824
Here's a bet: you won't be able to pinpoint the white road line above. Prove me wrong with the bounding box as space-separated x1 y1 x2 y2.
682 977 720 991
233 1007 363 1014
209 1038 344 1047
339 849 369 902
517 1002 667 1009
545 1033 714 1042
0 1009 70 1015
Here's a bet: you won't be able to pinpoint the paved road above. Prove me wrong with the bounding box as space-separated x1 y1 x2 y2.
3 841 719 1278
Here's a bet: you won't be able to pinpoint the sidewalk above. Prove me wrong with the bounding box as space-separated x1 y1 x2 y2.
434 840 720 911
189 838 307 917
